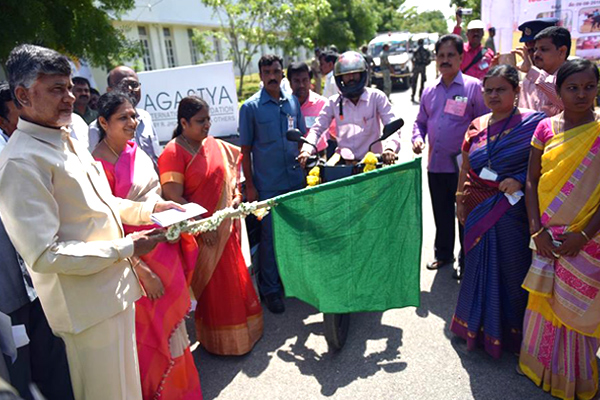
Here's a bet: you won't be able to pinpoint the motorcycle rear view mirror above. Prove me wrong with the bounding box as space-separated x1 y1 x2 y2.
286 129 304 143
286 128 318 153
368 118 405 152
382 118 404 141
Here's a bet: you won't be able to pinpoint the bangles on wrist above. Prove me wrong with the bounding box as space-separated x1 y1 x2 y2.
455 191 465 196
581 230 591 241
531 227 545 238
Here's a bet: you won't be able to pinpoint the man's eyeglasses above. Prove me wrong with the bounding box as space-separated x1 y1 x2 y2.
118 81 142 91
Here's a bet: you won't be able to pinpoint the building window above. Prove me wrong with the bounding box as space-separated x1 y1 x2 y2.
213 34 222 62
188 29 199 64
163 27 176 68
138 26 153 71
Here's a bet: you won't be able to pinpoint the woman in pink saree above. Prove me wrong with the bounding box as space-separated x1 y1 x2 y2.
92 92 202 399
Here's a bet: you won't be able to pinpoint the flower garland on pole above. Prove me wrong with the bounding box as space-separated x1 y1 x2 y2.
165 199 275 241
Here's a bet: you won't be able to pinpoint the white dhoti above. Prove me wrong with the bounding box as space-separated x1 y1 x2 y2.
59 306 142 400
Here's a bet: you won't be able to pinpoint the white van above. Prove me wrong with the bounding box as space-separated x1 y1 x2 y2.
367 32 412 89
410 32 437 53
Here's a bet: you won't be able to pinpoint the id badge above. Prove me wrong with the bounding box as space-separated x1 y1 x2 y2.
480 167 498 181
444 99 467 117
304 116 317 128
287 114 295 130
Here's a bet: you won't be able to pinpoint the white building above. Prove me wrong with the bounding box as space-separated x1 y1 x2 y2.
88 0 307 92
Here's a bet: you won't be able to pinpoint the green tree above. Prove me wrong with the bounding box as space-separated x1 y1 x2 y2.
315 0 380 51
0 0 139 70
402 10 449 35
189 29 217 64
202 0 331 96
449 0 481 25
376 0 405 32
283 0 331 55
202 0 286 97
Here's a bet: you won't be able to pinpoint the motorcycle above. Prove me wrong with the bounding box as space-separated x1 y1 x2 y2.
285 118 404 350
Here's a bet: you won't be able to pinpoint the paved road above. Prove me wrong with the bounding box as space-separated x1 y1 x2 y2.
190 67 556 400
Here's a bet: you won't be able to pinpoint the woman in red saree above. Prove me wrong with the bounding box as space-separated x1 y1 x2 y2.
92 92 202 399
159 96 263 355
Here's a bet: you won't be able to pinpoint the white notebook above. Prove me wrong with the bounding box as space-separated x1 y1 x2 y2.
150 202 207 227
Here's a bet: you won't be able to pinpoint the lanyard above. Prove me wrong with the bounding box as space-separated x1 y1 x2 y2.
486 107 516 168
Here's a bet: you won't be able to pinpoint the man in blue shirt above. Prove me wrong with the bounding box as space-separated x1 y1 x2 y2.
240 54 306 314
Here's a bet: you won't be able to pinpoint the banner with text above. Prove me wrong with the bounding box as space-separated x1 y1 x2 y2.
482 0 600 60
138 61 238 143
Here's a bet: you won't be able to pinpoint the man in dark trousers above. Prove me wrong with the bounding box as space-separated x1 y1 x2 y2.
411 38 431 103
239 54 306 313
412 34 488 279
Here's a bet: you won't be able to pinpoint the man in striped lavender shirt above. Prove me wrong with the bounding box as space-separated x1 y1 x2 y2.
515 26 570 117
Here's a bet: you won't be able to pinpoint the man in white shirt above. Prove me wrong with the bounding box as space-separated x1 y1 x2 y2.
0 44 182 400
320 50 339 99
0 80 75 400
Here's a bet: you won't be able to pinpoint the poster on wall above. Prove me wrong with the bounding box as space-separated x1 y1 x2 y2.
138 61 239 144
482 0 600 60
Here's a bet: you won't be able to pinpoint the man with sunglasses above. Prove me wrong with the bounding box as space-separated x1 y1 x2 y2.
88 66 161 167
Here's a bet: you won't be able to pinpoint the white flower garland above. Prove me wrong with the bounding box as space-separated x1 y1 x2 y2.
166 199 275 241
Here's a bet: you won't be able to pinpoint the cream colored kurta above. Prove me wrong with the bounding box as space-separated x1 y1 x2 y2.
0 118 155 335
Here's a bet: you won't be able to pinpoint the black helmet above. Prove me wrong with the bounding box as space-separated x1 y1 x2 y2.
334 51 368 98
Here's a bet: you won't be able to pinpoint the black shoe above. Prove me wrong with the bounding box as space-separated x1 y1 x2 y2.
426 259 455 270
264 293 285 314
452 266 463 280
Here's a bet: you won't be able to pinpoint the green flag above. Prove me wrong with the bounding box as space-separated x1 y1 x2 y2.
272 158 422 314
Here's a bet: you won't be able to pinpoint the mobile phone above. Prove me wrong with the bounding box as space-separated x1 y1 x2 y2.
498 53 516 67
457 8 473 16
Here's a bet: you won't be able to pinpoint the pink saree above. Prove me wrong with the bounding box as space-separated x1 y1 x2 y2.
97 141 202 400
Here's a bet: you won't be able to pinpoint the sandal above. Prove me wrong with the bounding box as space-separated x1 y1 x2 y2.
426 259 455 270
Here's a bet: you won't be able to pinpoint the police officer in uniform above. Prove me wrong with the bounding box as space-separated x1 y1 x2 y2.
411 39 431 103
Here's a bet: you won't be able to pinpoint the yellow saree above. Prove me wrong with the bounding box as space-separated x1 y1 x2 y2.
520 116 600 400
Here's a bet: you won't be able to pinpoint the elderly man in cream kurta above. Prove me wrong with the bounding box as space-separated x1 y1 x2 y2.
0 45 181 400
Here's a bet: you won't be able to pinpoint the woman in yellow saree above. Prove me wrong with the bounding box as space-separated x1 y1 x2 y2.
520 59 600 400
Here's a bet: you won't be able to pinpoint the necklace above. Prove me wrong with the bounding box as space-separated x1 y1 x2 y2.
103 139 121 159
180 134 201 154
486 107 517 169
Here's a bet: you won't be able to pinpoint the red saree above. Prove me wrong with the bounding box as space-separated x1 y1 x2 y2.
158 136 263 355
96 141 202 400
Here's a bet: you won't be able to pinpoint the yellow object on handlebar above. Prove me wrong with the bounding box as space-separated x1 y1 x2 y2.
307 166 321 186
361 152 378 173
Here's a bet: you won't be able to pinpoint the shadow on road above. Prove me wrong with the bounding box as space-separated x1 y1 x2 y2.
191 298 317 400
415 264 460 340
276 311 406 396
191 297 407 399
416 265 553 400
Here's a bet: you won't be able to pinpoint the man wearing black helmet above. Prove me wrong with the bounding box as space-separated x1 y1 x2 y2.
298 51 399 168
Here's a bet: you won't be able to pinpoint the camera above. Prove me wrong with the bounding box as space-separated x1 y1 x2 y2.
457 8 473 16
